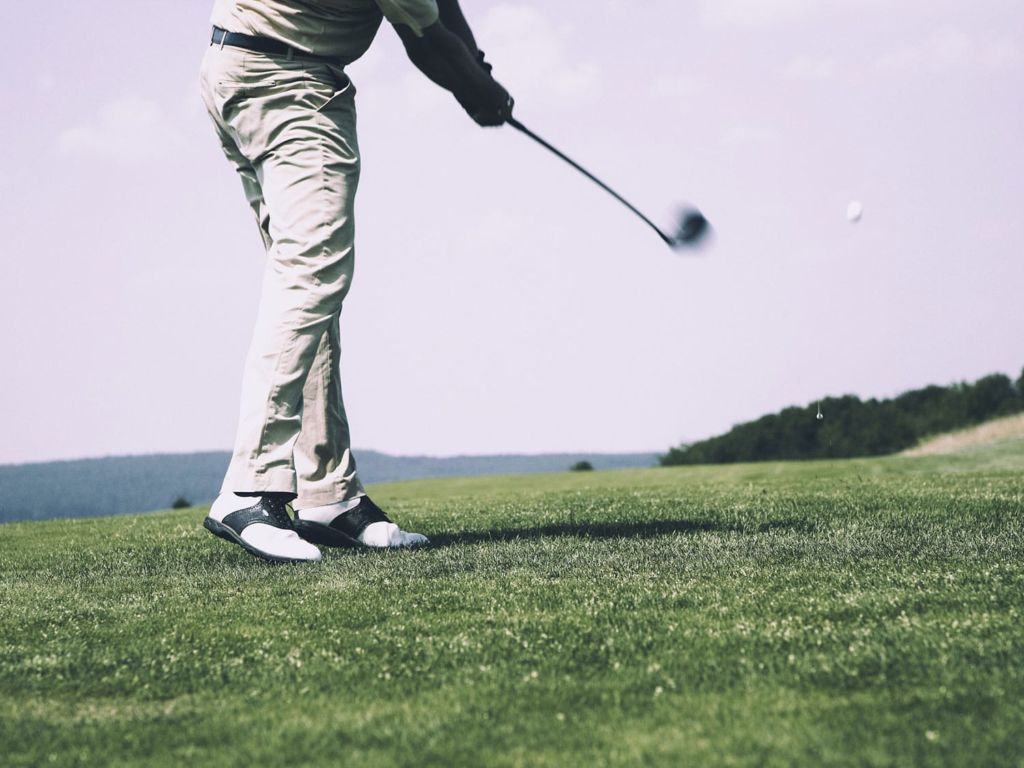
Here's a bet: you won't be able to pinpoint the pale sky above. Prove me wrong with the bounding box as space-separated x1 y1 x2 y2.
2 0 1022 465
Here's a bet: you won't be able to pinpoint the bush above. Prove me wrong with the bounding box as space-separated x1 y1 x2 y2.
965 374 1018 421
171 496 192 509
661 366 1024 466
569 461 594 472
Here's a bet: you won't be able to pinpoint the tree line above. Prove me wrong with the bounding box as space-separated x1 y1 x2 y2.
660 368 1024 466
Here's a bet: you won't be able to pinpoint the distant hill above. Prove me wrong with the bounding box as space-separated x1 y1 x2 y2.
902 412 1024 457
0 450 657 524
662 368 1024 466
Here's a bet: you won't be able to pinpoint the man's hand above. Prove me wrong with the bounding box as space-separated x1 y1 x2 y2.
457 46 512 125
458 87 513 127
470 94 514 126
394 15 515 127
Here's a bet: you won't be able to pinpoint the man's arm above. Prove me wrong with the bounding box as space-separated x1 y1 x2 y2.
436 0 497 75
435 0 478 57
393 13 512 126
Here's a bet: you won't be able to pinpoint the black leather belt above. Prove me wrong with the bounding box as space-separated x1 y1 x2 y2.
211 26 338 62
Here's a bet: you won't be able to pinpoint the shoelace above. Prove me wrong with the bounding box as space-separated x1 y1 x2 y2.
262 496 294 529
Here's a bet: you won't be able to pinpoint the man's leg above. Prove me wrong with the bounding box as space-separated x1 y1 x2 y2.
215 61 361 497
200 49 426 555
291 313 429 549
198 48 360 561
293 311 364 509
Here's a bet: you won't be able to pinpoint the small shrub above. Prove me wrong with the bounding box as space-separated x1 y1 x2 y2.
569 461 594 472
171 496 192 509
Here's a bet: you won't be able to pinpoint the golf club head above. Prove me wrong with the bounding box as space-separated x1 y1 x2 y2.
670 208 711 250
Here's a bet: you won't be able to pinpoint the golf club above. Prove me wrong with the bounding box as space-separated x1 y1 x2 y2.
507 116 710 250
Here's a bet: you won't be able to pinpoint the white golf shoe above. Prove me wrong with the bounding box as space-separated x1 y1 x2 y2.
293 496 429 549
203 493 322 563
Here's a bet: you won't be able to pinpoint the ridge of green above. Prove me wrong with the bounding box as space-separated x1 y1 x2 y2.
662 368 1024 466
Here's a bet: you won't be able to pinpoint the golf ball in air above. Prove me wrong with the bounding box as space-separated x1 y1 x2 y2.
846 200 863 222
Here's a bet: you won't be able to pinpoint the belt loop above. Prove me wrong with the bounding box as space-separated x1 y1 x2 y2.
287 46 294 61
219 30 226 50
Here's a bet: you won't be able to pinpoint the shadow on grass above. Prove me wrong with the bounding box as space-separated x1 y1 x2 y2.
192 519 814 566
426 518 811 549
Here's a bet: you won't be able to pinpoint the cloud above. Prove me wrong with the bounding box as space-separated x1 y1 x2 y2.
36 74 57 93
699 0 818 26
782 55 836 82
58 97 186 163
720 121 777 149
181 81 213 131
649 73 709 100
476 4 601 107
700 0 881 26
877 29 1021 74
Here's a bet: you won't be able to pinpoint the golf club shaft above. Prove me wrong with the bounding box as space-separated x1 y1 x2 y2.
507 117 673 246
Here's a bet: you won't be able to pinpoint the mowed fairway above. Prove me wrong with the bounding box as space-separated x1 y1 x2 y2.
2 445 1022 767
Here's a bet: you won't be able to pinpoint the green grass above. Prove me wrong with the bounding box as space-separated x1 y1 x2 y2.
2 446 1023 767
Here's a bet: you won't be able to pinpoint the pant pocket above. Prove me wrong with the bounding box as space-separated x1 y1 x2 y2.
316 72 354 113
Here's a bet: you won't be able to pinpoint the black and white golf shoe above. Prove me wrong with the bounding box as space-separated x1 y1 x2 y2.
203 493 322 564
293 496 429 549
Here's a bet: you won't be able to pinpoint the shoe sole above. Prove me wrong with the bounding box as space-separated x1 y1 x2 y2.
292 519 429 550
291 519 363 549
203 517 320 564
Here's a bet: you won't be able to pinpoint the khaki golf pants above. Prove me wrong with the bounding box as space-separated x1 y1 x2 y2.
200 44 364 508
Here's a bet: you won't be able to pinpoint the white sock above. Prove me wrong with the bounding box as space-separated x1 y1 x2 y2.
359 521 429 548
